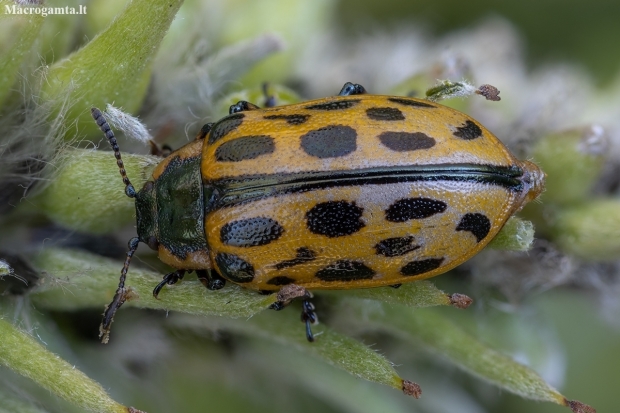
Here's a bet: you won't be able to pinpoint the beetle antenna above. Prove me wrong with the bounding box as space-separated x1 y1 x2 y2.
91 107 137 198
99 237 140 344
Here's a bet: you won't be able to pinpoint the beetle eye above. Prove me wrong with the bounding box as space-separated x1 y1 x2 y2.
146 236 159 251
142 181 155 191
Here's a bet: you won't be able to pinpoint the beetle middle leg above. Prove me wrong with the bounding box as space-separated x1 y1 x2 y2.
270 284 318 342
196 269 226 291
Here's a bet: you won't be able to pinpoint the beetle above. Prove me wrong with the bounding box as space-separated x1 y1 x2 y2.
92 82 545 343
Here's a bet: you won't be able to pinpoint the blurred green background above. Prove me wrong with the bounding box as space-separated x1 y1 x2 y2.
1 0 619 412
337 0 620 87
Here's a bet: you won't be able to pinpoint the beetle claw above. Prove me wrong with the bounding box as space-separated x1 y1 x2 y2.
152 269 186 299
301 299 318 342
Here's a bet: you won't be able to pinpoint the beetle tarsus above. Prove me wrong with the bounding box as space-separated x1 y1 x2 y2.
338 82 367 96
153 269 186 298
301 299 318 342
262 82 276 107
148 141 173 157
196 122 214 140
196 269 226 290
229 101 260 115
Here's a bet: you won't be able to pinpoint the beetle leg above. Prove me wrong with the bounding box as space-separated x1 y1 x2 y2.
195 122 214 141
262 82 277 108
196 269 226 290
390 284 402 289
270 284 318 342
301 299 318 342
338 82 367 96
152 269 186 298
229 101 260 115
148 141 173 157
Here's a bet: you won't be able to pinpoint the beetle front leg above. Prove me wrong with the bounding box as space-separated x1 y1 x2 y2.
153 269 186 298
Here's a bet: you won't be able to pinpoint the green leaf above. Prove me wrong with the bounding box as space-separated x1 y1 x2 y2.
425 80 476 102
176 309 417 397
0 317 145 413
242 340 415 413
321 280 472 309
551 199 620 261
35 149 157 233
0 1 45 107
488 216 535 251
531 126 607 206
28 248 425 397
337 301 595 413
41 0 184 135
30 248 277 317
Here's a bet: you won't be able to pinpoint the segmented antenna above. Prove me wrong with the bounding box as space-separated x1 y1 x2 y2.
99 237 140 344
91 107 137 198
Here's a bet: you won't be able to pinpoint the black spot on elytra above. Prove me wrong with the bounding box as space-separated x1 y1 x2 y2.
208 113 244 144
385 198 447 222
264 114 310 125
300 125 357 159
453 120 483 140
215 253 255 283
273 247 317 270
267 276 295 286
378 131 436 152
400 258 445 276
316 260 375 282
456 213 491 242
305 99 360 110
306 201 364 237
215 136 275 162
374 236 420 257
387 97 436 108
220 217 284 247
366 107 405 121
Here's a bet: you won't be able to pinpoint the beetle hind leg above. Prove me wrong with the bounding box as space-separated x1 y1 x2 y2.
153 269 186 298
301 299 318 342
270 284 318 342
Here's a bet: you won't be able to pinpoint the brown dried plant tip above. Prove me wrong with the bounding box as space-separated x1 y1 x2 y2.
476 84 501 101
449 293 473 309
402 380 422 398
567 400 596 413
274 284 311 305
